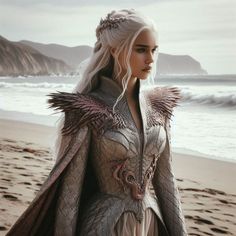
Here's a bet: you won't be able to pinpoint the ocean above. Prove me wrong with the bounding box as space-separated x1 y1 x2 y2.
0 74 235 162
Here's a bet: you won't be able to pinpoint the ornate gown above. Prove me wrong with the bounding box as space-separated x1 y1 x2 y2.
6 75 188 236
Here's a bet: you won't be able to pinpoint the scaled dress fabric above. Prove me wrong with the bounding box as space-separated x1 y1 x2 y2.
7 75 188 236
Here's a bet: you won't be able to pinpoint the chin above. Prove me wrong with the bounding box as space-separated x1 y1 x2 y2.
138 75 149 80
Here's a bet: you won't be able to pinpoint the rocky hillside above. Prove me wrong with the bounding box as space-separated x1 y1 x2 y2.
157 53 207 75
22 40 207 75
20 40 93 69
1 36 207 76
0 36 71 76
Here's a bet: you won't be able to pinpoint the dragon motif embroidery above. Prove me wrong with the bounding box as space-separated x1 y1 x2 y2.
110 154 159 200
47 91 126 135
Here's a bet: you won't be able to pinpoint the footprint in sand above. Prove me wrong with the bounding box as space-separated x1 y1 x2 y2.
210 216 221 221
218 199 236 206
26 164 41 167
205 188 226 195
176 178 183 182
205 210 212 213
190 226 199 230
185 215 214 225
2 194 19 201
183 187 227 196
0 226 7 231
23 156 34 160
0 186 8 190
20 173 33 177
13 166 26 170
223 213 234 217
195 218 214 225
22 148 37 153
201 232 213 236
1 178 11 182
210 227 231 234
18 181 32 185
196 202 204 205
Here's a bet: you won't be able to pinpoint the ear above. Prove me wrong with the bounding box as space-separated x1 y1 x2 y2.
110 47 116 57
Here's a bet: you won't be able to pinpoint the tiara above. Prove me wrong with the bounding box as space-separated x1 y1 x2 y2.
96 12 127 38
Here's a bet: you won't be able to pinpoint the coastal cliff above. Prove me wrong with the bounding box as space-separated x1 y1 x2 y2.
0 36 71 76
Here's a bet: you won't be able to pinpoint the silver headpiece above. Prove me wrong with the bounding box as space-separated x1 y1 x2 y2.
96 12 127 38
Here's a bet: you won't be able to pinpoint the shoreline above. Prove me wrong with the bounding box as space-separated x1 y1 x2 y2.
1 108 236 164
0 109 59 127
175 147 236 164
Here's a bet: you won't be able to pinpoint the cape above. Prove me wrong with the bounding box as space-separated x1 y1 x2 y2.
6 76 188 236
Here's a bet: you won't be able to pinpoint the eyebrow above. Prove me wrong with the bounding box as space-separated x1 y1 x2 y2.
134 44 158 48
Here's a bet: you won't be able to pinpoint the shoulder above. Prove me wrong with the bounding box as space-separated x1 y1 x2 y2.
47 91 125 135
47 91 109 114
143 86 181 126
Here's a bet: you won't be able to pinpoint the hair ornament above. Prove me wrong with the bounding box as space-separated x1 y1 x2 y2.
96 11 127 38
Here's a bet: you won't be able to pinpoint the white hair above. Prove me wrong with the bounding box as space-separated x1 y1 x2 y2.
52 9 159 162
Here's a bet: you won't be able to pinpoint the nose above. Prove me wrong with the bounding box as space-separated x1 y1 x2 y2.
145 51 154 64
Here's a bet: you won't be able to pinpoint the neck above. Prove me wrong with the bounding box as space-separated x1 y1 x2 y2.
116 76 139 99
126 77 139 98
111 73 139 98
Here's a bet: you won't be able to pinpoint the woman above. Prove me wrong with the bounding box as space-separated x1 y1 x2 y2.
7 9 187 236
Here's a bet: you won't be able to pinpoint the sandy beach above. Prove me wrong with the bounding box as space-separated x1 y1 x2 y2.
0 118 236 235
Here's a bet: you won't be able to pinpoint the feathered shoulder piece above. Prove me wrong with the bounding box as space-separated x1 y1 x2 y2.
144 86 181 127
47 91 125 135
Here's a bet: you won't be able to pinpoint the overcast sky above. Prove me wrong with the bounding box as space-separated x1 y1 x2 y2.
0 0 235 74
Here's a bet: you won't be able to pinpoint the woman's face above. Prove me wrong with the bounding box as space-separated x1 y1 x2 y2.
113 29 158 81
129 29 158 80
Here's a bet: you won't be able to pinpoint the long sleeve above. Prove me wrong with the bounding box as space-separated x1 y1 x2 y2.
152 120 188 236
6 122 91 236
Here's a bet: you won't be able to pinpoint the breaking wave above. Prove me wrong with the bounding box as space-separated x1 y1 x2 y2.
0 82 74 90
181 91 236 107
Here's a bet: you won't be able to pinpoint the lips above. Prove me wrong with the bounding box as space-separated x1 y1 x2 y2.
142 66 152 72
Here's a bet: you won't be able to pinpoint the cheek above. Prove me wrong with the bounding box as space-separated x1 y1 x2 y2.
130 54 143 68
